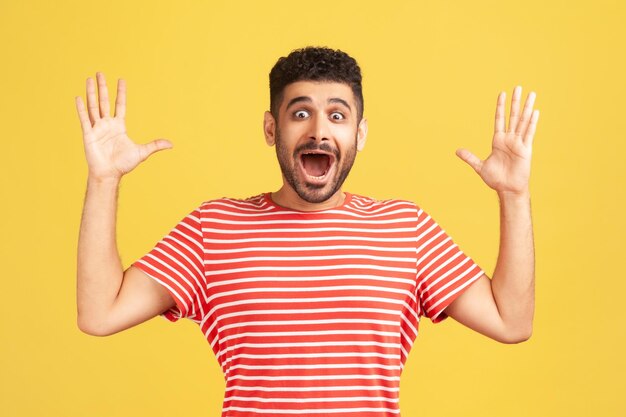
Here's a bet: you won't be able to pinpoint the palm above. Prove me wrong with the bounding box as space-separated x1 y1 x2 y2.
457 86 539 195
75 73 172 181
83 116 142 177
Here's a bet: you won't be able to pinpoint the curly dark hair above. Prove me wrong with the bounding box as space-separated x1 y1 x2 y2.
269 46 364 122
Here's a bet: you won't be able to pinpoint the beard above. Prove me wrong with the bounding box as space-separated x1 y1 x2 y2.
274 127 358 204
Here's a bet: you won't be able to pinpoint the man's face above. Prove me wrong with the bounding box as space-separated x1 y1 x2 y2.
264 81 367 204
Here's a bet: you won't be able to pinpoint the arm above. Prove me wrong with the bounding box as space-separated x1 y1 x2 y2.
444 86 539 344
76 73 175 336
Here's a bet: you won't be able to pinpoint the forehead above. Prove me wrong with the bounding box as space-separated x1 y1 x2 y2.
280 81 356 109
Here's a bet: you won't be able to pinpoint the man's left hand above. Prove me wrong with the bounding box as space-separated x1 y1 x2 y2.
456 86 539 196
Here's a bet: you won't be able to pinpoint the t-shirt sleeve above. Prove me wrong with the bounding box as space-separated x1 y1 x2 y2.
414 206 485 324
132 205 206 323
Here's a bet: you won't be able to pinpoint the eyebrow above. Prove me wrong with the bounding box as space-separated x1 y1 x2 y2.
329 98 352 111
285 96 352 112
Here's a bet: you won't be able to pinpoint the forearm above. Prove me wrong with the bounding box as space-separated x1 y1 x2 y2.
76 176 124 333
491 190 535 339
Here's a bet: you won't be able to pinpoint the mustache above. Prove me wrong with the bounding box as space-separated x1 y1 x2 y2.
293 142 340 160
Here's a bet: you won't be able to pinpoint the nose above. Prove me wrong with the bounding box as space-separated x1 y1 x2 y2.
308 113 329 142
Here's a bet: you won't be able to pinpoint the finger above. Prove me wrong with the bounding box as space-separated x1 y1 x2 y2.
138 139 173 162
523 110 540 147
455 148 483 174
495 91 506 133
114 78 126 118
96 72 110 118
507 86 522 133
75 96 92 135
86 77 100 124
515 91 536 138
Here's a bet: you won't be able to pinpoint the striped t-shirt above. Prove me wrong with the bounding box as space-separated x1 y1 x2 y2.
132 192 484 417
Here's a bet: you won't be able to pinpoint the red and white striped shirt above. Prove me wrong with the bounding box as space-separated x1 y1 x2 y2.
133 192 484 417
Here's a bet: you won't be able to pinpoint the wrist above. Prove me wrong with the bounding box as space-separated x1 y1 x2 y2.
497 189 531 205
87 173 121 187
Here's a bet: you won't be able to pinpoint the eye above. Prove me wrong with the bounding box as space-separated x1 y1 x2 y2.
294 110 309 119
330 112 345 120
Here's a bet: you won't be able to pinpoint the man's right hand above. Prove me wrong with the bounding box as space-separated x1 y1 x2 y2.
76 73 177 336
75 72 172 181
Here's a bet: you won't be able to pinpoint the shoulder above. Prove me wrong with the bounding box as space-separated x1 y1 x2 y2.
348 193 420 214
198 193 268 210
194 193 271 217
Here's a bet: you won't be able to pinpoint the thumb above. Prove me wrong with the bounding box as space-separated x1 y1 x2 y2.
455 148 482 174
138 139 173 161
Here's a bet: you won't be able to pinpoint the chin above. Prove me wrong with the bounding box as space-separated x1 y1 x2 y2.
295 185 338 204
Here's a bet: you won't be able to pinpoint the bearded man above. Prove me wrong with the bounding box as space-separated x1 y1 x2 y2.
76 46 538 416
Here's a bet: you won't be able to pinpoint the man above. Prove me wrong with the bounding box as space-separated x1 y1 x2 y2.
76 47 538 416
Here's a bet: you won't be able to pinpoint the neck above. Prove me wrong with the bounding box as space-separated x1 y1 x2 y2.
271 185 346 211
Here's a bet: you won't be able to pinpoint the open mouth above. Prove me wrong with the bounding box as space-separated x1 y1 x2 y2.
300 152 332 179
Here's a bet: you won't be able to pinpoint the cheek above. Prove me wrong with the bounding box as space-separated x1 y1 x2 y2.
334 126 359 146
278 119 306 135
278 129 304 150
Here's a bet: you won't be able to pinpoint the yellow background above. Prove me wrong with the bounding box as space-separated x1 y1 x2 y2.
1 1 624 416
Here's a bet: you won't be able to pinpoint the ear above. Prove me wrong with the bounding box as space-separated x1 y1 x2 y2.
264 111 276 146
356 117 368 152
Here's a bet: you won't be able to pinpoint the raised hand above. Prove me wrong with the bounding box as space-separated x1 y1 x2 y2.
75 72 172 182
456 86 539 196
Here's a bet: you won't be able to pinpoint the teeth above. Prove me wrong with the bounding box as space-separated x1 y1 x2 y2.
301 153 330 180
307 168 328 179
